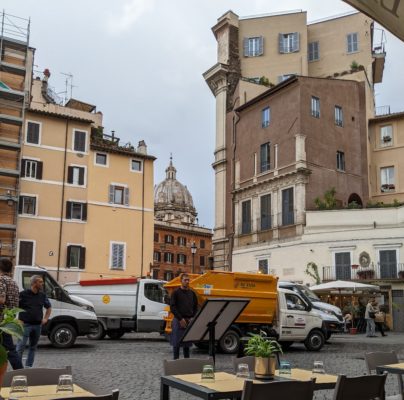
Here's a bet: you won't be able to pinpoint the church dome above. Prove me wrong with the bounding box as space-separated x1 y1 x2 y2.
154 158 197 224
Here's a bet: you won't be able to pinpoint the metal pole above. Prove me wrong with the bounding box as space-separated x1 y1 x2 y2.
192 252 195 274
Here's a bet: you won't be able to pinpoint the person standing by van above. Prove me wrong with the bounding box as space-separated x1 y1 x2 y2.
365 298 377 337
17 275 52 367
170 273 198 359
0 258 23 369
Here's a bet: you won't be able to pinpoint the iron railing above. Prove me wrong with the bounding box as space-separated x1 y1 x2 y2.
323 263 404 281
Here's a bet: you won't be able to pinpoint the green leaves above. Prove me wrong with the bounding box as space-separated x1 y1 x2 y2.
244 331 283 358
0 307 25 365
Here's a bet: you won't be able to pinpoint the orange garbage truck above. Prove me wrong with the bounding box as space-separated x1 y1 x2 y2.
164 271 326 353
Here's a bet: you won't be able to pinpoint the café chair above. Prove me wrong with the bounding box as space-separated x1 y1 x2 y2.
51 389 119 400
365 351 404 400
163 357 214 375
233 356 255 373
332 373 387 400
3 366 72 387
241 378 315 400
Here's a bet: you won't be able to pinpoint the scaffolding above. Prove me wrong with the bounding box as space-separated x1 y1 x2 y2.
0 11 30 259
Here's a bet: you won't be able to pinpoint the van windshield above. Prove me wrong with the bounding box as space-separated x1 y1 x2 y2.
297 285 320 302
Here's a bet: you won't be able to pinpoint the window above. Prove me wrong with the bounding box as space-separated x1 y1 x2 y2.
347 33 358 53
241 200 251 234
337 151 345 171
282 188 294 226
380 125 393 147
26 122 40 144
21 159 43 180
311 96 320 118
95 153 107 166
285 293 306 311
200 239 205 249
164 252 174 263
260 194 271 230
21 271 60 299
73 130 87 152
260 142 271 172
243 36 263 57
200 256 205 267
279 32 299 53
335 252 351 280
153 251 161 262
152 269 159 279
381 166 395 192
18 241 34 266
258 259 268 274
66 201 87 221
380 250 397 279
18 196 36 215
308 41 319 61
177 254 187 264
164 271 174 281
262 107 270 128
144 282 166 303
335 106 343 127
131 159 142 172
177 236 186 246
154 232 159 242
66 245 85 269
165 235 174 244
109 185 129 205
110 242 125 270
67 166 85 185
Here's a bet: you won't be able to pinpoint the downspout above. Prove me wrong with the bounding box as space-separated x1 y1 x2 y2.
140 159 145 277
57 117 69 280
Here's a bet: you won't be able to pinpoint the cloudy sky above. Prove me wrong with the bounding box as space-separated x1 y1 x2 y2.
3 0 404 228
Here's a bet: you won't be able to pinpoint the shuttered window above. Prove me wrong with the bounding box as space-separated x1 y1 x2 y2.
111 243 125 270
241 200 251 234
164 252 174 263
177 236 186 246
18 241 34 266
109 185 129 205
243 36 264 57
380 250 397 279
66 201 87 221
26 122 40 144
165 235 174 244
260 194 271 231
335 252 351 280
282 188 294 226
200 239 205 249
66 245 86 269
153 251 161 262
73 130 87 152
347 33 358 53
18 196 36 215
279 32 299 53
177 254 187 264
21 159 43 180
67 166 85 185
308 41 319 61
260 142 271 173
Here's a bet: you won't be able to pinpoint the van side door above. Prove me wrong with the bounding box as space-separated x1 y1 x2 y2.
279 292 310 340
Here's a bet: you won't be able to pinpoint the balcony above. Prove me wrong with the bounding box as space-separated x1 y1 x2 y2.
372 28 386 84
323 263 404 282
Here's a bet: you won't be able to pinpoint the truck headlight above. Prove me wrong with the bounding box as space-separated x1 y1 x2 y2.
80 304 95 313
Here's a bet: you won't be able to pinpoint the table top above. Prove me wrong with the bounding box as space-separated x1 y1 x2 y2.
0 384 94 399
376 363 404 374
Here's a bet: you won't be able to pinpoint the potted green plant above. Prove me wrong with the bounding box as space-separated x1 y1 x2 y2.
244 331 282 379
0 308 24 388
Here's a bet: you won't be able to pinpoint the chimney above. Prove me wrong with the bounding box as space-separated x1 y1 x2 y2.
137 140 147 155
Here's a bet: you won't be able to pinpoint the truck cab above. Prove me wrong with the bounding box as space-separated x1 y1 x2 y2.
14 266 98 348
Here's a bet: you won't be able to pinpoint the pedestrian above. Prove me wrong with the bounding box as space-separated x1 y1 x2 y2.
373 300 387 337
365 298 377 337
17 275 52 368
343 312 353 333
0 258 23 370
170 273 198 360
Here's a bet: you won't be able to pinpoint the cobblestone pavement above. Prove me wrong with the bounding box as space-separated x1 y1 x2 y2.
25 332 404 400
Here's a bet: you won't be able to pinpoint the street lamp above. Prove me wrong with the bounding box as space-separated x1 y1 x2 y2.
191 241 197 274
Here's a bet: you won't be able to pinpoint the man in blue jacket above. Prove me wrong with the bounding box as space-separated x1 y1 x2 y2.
17 275 52 367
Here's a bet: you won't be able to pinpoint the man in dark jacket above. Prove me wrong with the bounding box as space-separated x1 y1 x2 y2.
17 275 52 367
170 273 198 359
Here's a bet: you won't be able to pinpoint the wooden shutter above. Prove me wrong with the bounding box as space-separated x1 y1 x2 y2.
21 159 26 177
82 203 87 221
282 188 294 225
335 252 351 280
74 131 86 152
243 38 249 57
258 36 264 55
292 32 300 52
67 166 73 184
124 187 130 206
66 201 72 219
278 34 285 53
19 241 34 266
79 247 86 269
109 185 115 203
36 161 43 180
66 245 72 268
78 168 85 185
18 196 23 214
27 122 39 144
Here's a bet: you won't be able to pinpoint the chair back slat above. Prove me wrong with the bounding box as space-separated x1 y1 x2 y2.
3 366 72 387
163 357 214 375
333 373 387 400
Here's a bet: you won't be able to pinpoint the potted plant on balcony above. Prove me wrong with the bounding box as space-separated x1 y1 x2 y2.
244 331 282 379
383 136 392 143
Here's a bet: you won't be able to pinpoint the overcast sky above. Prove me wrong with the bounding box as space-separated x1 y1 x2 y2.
3 0 404 228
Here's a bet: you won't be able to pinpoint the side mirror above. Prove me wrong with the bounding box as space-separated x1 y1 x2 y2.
53 287 63 301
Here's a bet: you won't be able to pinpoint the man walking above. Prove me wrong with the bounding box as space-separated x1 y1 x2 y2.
0 258 23 369
17 275 52 368
170 273 198 359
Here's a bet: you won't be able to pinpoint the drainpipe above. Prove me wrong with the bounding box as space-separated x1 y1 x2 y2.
57 118 69 281
140 159 145 277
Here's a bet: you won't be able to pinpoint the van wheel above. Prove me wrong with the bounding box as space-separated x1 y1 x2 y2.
304 330 325 351
87 322 106 340
107 330 125 340
49 324 77 348
218 330 240 354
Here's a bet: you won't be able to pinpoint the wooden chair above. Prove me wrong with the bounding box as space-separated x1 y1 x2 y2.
233 356 255 373
365 351 403 400
50 389 119 400
3 366 72 387
241 378 315 400
332 373 387 400
163 357 214 375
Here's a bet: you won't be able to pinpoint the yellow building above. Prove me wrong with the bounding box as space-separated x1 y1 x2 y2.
17 75 155 282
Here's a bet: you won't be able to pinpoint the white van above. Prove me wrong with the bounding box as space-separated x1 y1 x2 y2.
14 266 98 348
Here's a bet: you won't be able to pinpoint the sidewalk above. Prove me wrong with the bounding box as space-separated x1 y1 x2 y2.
331 331 404 345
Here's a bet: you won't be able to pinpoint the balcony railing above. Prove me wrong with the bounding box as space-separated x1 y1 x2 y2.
375 105 391 116
323 263 404 281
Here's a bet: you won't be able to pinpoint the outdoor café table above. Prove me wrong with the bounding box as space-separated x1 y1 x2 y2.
0 384 94 399
376 362 404 375
160 369 338 399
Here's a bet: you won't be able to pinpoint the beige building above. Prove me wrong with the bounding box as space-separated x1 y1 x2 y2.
17 75 155 282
